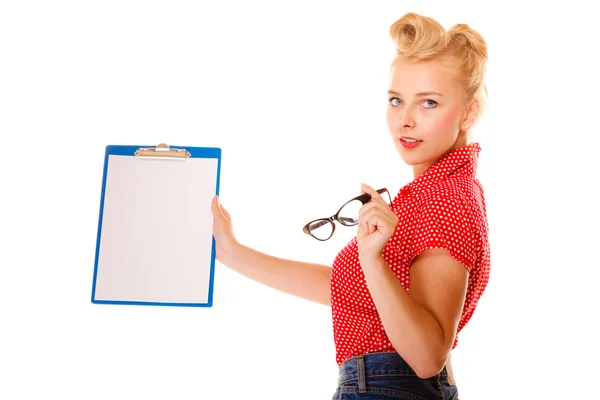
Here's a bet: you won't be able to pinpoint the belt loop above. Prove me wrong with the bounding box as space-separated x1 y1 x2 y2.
356 354 367 393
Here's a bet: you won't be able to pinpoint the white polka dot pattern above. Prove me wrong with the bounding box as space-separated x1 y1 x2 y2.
330 143 491 367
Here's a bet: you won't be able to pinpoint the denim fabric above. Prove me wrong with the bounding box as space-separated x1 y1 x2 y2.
331 352 459 400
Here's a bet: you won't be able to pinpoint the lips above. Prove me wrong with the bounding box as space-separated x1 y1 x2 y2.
399 136 422 149
400 136 422 143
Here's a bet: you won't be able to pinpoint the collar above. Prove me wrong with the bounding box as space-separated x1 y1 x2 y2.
405 142 481 193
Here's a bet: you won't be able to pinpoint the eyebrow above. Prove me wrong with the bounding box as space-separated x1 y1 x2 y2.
387 90 444 97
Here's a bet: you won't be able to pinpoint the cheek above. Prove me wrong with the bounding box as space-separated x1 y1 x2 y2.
432 108 461 133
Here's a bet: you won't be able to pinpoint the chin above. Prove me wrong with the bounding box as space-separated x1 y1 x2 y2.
396 142 456 168
398 156 420 166
396 148 426 166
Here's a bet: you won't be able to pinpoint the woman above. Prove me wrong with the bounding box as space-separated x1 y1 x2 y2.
211 12 490 400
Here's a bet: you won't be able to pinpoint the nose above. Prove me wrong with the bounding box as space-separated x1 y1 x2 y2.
397 109 415 130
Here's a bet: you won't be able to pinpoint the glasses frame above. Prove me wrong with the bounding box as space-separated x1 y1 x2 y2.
302 188 391 241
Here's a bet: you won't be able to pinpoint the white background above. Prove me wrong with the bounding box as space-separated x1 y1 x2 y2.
1 1 598 399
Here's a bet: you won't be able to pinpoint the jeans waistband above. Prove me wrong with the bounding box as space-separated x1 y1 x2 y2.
337 351 447 386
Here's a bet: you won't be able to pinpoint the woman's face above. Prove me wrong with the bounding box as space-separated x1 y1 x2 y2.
386 58 474 177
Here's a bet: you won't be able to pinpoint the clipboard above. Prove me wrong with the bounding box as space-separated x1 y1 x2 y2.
91 143 221 307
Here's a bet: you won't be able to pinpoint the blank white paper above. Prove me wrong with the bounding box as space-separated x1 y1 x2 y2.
94 154 218 305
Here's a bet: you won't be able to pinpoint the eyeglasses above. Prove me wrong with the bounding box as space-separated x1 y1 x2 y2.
303 188 392 241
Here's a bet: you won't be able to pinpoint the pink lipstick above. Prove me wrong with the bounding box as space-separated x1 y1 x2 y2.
400 136 422 149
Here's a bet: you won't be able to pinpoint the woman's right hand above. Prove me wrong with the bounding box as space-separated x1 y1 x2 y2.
210 195 239 265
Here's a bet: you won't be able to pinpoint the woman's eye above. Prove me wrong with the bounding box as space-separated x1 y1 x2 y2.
389 98 402 106
423 100 438 108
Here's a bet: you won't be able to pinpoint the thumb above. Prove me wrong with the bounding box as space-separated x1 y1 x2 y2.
219 202 231 220
211 196 222 218
211 196 231 220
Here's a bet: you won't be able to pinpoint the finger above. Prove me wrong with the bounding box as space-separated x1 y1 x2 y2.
364 208 391 225
360 209 390 234
356 223 367 240
358 198 376 215
359 208 377 234
360 183 384 203
358 201 385 224
363 223 378 235
367 221 375 234
357 221 372 239
360 182 374 195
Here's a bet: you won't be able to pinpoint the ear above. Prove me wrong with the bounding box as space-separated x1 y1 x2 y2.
462 97 480 131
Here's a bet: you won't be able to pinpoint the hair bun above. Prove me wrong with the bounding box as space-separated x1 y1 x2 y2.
389 13 488 100
448 24 488 61
389 12 447 59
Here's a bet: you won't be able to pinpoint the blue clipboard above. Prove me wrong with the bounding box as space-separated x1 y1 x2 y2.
91 143 221 307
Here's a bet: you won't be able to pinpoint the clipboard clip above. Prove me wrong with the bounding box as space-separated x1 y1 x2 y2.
134 143 191 159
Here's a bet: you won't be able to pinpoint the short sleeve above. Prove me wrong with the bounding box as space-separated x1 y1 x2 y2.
409 186 478 272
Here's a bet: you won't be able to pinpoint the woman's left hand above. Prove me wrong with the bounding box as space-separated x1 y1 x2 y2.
356 183 399 263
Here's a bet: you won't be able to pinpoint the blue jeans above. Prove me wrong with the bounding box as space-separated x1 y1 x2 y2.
331 352 459 400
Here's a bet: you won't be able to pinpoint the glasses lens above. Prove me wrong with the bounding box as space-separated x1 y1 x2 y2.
382 190 392 205
338 199 362 226
307 219 334 240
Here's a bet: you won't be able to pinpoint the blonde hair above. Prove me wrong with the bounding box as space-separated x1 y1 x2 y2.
389 13 489 117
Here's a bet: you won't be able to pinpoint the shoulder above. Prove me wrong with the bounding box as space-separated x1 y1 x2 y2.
415 177 466 213
415 175 485 218
408 176 488 271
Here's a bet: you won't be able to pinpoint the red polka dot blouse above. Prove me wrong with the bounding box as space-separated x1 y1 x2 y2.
330 143 491 367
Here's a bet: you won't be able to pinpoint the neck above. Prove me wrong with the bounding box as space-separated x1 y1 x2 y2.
412 135 470 178
412 162 432 178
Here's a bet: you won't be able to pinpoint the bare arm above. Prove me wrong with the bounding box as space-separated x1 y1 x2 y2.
223 243 331 306
211 196 331 306
359 248 468 379
356 184 468 379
